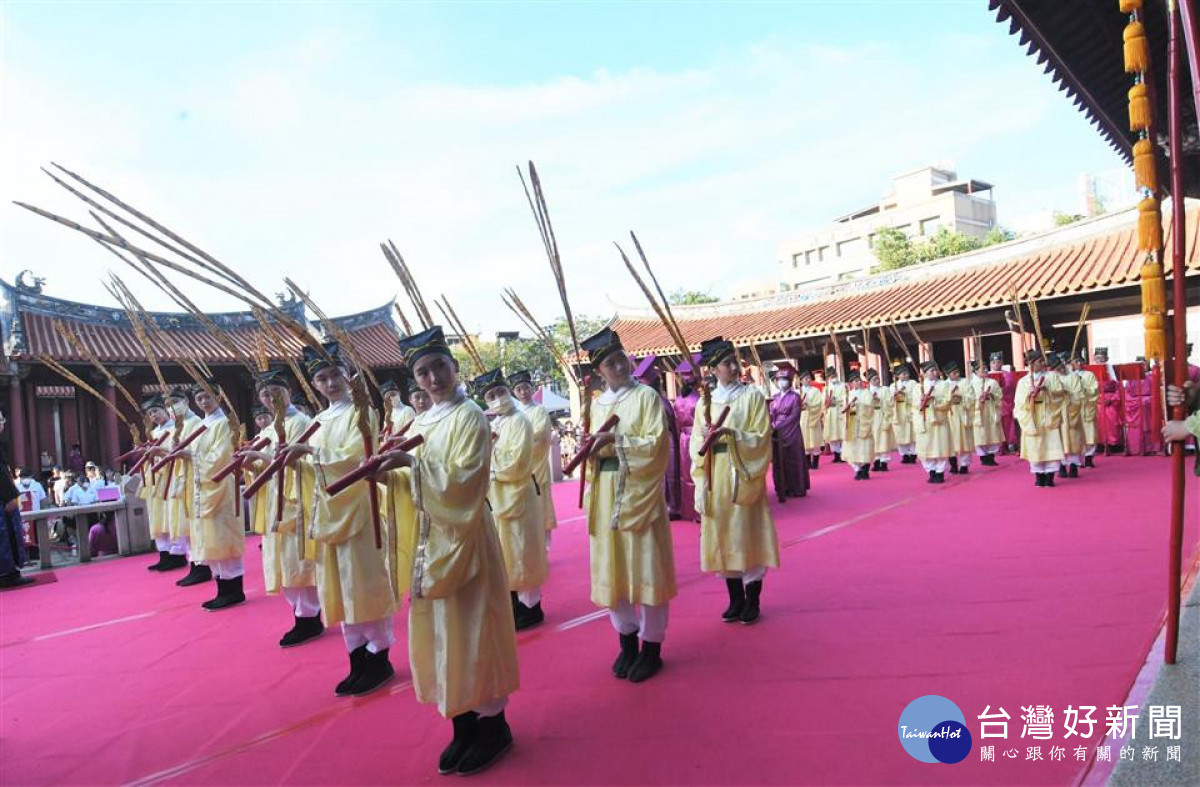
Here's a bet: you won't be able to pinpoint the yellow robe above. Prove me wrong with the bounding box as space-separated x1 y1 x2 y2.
165 412 203 542
841 388 877 465
140 423 170 540
1076 370 1099 445
388 403 416 435
690 385 779 574
585 382 677 608
944 378 976 456
190 411 243 562
518 402 557 532
308 401 394 626
971 376 1005 448
1059 372 1087 457
407 395 520 718
797 385 825 452
823 382 848 444
890 380 919 445
255 412 318 594
870 384 896 453
1015 372 1066 463
914 380 953 460
489 407 548 591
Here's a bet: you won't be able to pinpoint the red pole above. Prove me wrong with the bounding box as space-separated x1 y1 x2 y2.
1166 0 1188 666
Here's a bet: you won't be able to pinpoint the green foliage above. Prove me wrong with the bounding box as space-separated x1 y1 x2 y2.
450 314 608 386
669 289 719 305
1053 211 1084 226
872 225 1015 273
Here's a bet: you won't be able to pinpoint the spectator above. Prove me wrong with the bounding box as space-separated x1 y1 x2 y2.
0 409 32 588
15 468 46 512
50 467 67 507
67 444 85 475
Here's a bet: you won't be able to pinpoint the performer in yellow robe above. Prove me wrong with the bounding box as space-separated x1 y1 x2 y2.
511 370 558 546
942 362 976 474
690 337 779 625
890 362 920 463
840 369 877 480
970 362 1004 466
1015 349 1066 487
141 396 185 571
243 370 323 647
247 404 274 548
187 382 246 610
476 369 549 630
822 367 847 462
381 378 416 435
288 343 395 697
159 387 209 587
1053 354 1086 479
379 326 519 776
1069 352 1100 467
914 360 953 484
581 327 676 684
409 377 433 414
797 369 825 468
867 369 895 471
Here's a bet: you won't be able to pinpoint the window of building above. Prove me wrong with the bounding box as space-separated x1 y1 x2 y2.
791 253 802 268
817 245 829 262
805 250 816 266
919 217 940 236
867 233 876 249
837 237 863 257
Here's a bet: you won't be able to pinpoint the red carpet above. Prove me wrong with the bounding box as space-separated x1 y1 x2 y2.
1 455 1195 785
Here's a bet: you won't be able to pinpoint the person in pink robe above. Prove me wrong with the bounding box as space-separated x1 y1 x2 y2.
634 356 682 520
673 367 701 524
989 353 1018 452
1139 373 1163 454
1098 380 1123 452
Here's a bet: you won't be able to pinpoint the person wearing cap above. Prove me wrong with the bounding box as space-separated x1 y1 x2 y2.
822 366 847 462
408 377 432 415
153 386 208 585
794 368 824 472
475 369 549 630
380 378 416 435
1014 349 1066 487
278 344 395 696
890 362 920 463
989 352 1019 452
579 326 676 683
942 361 975 474
510 370 559 544
1068 352 1101 468
914 360 953 483
673 360 702 522
691 337 779 624
242 369 324 647
970 360 1004 467
1092 347 1117 382
377 326 519 776
141 395 187 571
841 369 876 480
247 404 274 548
768 363 810 496
867 368 895 472
1053 354 1086 479
186 380 247 610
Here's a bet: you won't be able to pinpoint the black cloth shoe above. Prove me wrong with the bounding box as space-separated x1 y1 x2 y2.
1068 464 1079 478
878 461 888 472
931 471 945 484
812 455 819 469
861 467 870 480
612 632 639 679
456 711 514 776
722 578 745 622
176 562 212 587
160 553 188 571
1085 455 1095 468
628 641 664 683
335 645 369 696
1057 465 1068 479
514 600 545 631
958 465 969 475
832 452 844 463
280 614 324 647
927 471 937 484
349 648 395 696
438 712 480 775
1045 473 1056 488
948 456 958 473
147 550 170 571
202 576 246 611
1035 473 1045 487
740 580 762 625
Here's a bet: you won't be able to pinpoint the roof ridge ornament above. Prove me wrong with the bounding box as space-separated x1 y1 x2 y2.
15 270 45 294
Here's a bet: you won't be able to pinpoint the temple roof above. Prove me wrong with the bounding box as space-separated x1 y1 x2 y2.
609 204 1200 356
0 279 406 369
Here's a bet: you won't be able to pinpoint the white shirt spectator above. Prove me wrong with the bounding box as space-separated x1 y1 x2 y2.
15 477 46 511
62 482 98 507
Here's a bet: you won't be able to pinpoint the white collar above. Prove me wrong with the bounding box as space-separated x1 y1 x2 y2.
712 381 744 404
326 398 352 415
202 408 227 425
419 386 468 427
598 381 637 406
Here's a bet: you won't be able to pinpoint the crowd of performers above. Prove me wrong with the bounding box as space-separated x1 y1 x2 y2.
122 322 1170 776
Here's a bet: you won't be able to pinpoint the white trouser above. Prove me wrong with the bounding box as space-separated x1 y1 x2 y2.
474 697 508 718
209 556 244 579
875 452 891 462
851 462 869 472
342 618 395 654
155 536 172 551
517 588 542 607
827 440 843 452
169 536 189 556
975 444 1000 456
921 458 949 473
956 452 972 466
1028 461 1062 474
609 600 669 643
722 566 767 584
282 586 321 617
1085 444 1097 457
898 443 916 456
1063 453 1082 467
807 446 821 456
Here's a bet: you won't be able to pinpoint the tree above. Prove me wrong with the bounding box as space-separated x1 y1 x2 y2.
669 289 719 305
872 227 918 271
1053 211 1084 226
450 314 609 387
871 225 1015 273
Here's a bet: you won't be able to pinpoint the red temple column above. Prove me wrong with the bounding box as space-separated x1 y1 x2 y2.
102 382 121 468
1010 331 1026 371
7 373 28 469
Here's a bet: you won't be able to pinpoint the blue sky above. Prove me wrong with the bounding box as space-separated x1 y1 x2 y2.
1 0 1127 332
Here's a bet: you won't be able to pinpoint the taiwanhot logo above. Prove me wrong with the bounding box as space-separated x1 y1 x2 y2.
898 695 973 764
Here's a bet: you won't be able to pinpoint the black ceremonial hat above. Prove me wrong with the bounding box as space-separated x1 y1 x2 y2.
698 337 736 367
302 341 343 378
472 368 508 397
398 326 452 368
581 327 624 365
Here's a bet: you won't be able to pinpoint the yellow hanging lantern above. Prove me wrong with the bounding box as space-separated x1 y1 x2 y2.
1132 138 1158 191
1138 196 1163 251
1119 0 1142 11
1140 256 1167 362
1124 22 1149 72
1128 82 1152 131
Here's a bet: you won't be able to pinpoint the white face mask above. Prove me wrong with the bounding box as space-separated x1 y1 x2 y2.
777 379 792 391
487 393 516 415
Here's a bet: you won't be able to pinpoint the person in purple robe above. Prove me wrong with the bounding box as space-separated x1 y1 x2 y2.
769 364 809 499
673 359 702 523
634 355 682 520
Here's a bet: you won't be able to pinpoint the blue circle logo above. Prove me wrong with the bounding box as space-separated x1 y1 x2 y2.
898 695 972 764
